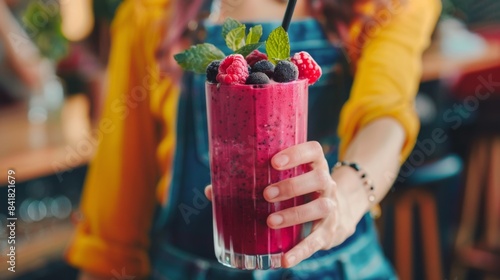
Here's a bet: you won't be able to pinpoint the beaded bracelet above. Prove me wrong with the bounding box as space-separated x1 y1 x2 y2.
332 161 376 204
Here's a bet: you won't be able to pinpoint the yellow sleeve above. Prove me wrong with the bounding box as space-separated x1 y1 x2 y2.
338 0 441 163
65 0 176 277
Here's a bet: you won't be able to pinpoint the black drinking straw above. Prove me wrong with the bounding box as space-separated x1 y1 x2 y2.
281 0 298 32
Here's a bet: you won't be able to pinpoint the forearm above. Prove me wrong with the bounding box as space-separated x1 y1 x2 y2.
332 117 405 220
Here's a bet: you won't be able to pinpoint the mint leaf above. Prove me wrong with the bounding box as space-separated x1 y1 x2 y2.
222 18 243 40
225 25 246 51
234 42 265 57
246 25 263 44
174 43 225 74
265 26 290 64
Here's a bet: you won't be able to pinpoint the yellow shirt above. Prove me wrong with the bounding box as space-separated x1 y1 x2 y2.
65 0 441 277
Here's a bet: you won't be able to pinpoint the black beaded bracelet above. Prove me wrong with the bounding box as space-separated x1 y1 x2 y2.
332 161 376 204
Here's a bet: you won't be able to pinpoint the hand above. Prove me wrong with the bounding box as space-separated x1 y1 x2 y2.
263 141 368 267
204 141 369 268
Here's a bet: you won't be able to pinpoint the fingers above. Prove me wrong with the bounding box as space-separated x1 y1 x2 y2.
282 229 327 268
283 220 356 268
272 141 328 171
204 185 213 201
267 197 336 229
264 169 335 202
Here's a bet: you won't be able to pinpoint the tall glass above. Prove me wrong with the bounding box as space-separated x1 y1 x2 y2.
205 80 308 270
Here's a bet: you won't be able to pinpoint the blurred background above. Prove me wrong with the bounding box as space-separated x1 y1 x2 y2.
0 0 498 279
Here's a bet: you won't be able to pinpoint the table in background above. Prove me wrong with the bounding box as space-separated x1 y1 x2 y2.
0 94 92 279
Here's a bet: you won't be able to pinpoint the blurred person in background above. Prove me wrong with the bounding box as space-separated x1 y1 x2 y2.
67 0 441 279
0 0 42 102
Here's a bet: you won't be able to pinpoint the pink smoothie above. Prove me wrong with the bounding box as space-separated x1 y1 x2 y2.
206 80 308 258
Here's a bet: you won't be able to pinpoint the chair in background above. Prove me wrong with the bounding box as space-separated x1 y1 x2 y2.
379 79 464 280
449 45 500 279
382 154 463 280
451 135 500 279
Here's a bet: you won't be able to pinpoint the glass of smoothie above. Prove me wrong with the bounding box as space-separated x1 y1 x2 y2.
174 14 322 270
206 79 309 269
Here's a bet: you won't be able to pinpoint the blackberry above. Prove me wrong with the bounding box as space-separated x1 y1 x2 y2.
246 72 270 85
206 60 221 83
273 60 298 83
252 60 274 78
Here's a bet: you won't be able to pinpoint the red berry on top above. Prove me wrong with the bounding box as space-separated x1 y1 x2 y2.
245 50 268 67
291 51 322 85
217 54 249 85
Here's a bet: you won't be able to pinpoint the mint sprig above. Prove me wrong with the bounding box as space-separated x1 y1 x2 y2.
225 25 246 51
235 42 265 57
222 18 244 41
174 18 291 74
265 26 290 65
246 26 263 44
223 18 266 55
174 43 225 74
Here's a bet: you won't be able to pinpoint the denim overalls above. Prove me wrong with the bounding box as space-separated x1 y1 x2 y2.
150 19 397 280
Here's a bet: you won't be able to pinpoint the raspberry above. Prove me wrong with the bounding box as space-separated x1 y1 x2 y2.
291 51 322 85
252 60 274 78
245 50 268 67
217 54 249 84
206 60 221 83
246 72 270 85
273 60 298 83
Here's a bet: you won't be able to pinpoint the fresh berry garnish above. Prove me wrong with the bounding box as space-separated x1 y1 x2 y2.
245 50 268 67
273 60 298 83
246 72 270 85
291 51 322 85
252 60 274 78
217 54 249 85
206 60 221 83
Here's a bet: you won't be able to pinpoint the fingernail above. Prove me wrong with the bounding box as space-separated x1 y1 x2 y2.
274 154 289 167
287 255 296 266
269 214 283 226
266 186 279 199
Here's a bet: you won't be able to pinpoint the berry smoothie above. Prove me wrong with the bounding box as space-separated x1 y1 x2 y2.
175 15 323 269
206 79 308 269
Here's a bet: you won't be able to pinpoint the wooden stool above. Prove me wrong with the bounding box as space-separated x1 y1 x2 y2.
394 188 443 280
451 136 500 279
447 41 500 278
381 154 463 280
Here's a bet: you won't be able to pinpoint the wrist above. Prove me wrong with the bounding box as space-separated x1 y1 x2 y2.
331 166 371 220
